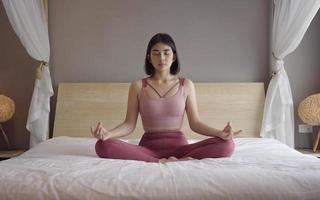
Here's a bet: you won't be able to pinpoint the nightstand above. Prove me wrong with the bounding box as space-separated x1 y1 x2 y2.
0 150 25 161
296 148 320 158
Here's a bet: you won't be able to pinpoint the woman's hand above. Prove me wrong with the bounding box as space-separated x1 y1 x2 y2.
219 122 242 140
90 122 111 141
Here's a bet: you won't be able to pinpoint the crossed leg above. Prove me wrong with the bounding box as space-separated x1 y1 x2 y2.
95 137 235 163
95 139 160 162
170 137 235 159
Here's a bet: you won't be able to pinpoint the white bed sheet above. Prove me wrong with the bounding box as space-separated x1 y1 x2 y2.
0 137 320 200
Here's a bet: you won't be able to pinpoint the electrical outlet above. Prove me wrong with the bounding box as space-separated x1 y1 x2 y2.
298 124 313 133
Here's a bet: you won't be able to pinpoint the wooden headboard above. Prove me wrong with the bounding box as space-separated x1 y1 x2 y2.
53 82 265 139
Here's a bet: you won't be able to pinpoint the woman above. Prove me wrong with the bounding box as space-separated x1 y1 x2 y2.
91 33 242 163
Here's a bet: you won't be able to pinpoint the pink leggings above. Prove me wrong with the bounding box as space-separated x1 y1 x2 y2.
95 131 235 162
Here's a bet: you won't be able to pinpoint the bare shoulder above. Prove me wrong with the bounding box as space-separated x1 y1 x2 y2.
130 79 143 96
183 78 194 87
131 80 142 88
183 78 195 96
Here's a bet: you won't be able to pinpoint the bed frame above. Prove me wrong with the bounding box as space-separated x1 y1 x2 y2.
53 82 265 139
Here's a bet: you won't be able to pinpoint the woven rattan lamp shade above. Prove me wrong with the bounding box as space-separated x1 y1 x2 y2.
0 95 15 123
298 93 320 125
298 93 320 152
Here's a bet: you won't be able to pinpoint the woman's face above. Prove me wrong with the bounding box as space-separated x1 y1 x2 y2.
149 42 175 73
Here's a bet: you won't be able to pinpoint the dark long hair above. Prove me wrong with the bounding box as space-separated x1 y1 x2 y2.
144 33 180 76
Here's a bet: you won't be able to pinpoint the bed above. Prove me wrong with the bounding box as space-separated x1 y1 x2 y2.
0 82 320 200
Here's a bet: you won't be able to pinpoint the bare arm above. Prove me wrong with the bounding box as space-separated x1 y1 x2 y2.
91 81 140 139
185 79 241 139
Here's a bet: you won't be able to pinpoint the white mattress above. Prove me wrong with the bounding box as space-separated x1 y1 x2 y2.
0 137 320 200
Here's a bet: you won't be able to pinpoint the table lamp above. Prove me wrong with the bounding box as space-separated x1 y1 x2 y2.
298 93 320 152
0 95 15 149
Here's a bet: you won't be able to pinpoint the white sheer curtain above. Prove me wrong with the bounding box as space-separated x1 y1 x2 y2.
261 0 320 148
2 0 53 147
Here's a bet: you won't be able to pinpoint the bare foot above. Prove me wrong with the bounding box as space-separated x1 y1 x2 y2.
159 156 179 163
168 156 179 161
178 157 194 161
159 156 194 163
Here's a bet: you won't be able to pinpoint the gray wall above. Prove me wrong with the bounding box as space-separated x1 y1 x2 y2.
0 2 36 150
0 0 319 150
50 0 269 85
286 11 320 148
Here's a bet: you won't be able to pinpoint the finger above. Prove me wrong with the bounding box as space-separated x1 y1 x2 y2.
221 131 228 137
234 130 242 135
100 127 105 134
93 126 99 135
99 123 105 134
224 126 231 133
104 135 110 140
98 121 102 130
221 132 231 140
90 127 94 134
95 122 101 132
227 121 230 126
97 131 103 139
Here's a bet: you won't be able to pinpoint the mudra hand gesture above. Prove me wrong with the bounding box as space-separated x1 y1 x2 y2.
219 122 242 140
91 122 111 141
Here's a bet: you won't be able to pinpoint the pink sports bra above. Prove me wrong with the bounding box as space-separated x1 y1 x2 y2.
139 77 186 132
